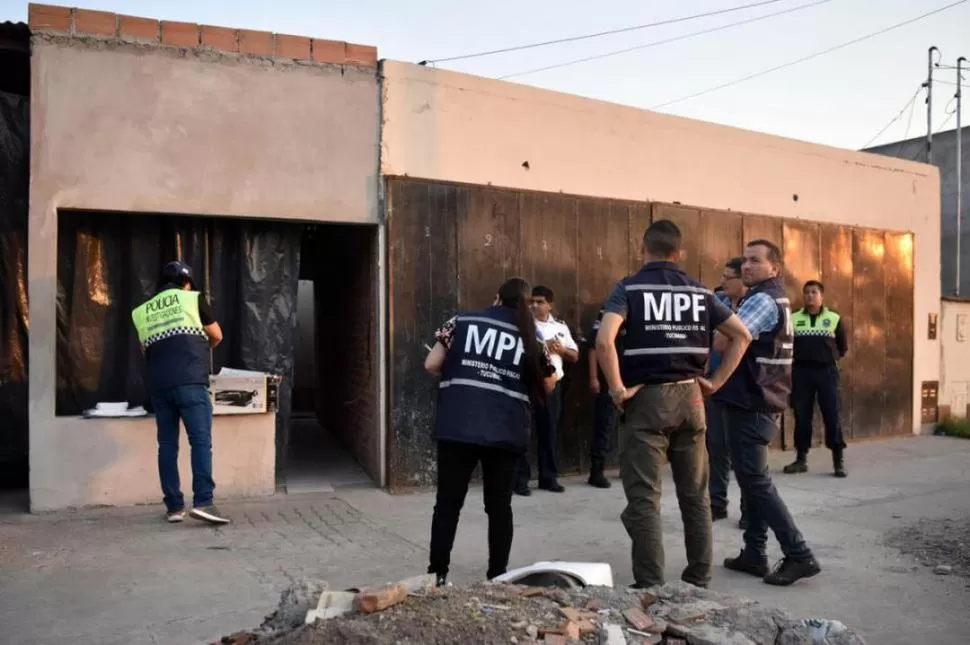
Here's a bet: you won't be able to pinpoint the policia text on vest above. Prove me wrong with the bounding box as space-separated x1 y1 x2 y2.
593 220 753 589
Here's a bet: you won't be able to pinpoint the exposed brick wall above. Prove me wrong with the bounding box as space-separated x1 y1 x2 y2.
27 3 378 68
311 228 381 483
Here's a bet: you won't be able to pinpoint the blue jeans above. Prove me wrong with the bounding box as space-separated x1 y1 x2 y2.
152 384 215 512
722 405 812 561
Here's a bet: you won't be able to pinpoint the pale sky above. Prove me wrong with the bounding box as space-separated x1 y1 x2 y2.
3 0 968 149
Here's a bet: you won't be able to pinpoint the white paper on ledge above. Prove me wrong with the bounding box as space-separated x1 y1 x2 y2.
216 367 269 377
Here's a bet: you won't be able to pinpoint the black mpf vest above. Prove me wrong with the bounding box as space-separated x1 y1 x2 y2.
714 278 793 413
434 306 535 454
620 262 717 387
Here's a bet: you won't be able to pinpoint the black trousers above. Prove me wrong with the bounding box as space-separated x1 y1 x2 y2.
516 381 562 488
722 406 812 561
590 384 615 468
705 398 746 519
428 440 518 580
791 363 846 454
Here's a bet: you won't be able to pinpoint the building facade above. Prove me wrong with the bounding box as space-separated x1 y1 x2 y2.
2 3 942 509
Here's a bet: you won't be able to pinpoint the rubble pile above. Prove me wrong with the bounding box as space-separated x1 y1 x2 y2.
214 576 866 645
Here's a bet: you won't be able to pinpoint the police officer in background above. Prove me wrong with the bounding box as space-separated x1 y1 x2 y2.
584 307 625 489
131 261 229 525
783 280 848 478
713 240 822 586
596 220 752 589
424 277 557 586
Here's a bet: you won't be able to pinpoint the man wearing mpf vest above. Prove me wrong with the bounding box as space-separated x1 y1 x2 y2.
131 261 228 525
783 280 849 478
595 220 752 590
712 240 822 586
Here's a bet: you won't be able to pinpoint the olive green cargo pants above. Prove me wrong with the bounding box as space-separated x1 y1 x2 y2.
618 380 712 588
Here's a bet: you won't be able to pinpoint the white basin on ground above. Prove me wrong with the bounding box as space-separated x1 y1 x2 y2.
492 562 614 589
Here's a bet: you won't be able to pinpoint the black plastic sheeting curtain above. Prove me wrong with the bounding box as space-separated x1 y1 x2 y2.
56 211 302 462
0 91 29 486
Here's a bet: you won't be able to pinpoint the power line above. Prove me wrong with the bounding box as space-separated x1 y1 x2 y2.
498 0 832 81
860 87 923 149
937 109 957 133
652 0 970 109
418 0 790 65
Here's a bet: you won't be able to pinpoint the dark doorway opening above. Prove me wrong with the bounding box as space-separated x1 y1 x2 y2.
285 223 380 492
0 21 31 512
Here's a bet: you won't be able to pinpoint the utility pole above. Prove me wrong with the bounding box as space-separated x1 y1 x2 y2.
927 46 940 164
957 56 965 296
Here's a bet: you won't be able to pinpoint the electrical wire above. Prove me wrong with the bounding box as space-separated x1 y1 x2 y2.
937 108 957 133
860 87 923 149
890 91 921 156
652 0 969 109
498 0 832 80
418 0 790 65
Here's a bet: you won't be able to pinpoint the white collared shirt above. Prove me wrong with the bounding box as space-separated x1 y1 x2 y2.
535 316 578 381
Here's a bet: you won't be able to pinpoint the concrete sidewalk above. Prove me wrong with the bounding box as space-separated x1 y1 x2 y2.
1 436 969 644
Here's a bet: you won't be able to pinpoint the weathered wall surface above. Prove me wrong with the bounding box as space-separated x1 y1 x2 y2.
385 180 916 485
381 61 939 487
866 127 968 298
28 4 381 510
30 415 275 512
939 298 970 418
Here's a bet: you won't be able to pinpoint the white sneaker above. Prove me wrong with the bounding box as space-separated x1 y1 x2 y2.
166 510 185 523
189 505 231 525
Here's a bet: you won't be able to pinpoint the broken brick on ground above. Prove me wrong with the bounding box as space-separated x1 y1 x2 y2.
213 575 867 645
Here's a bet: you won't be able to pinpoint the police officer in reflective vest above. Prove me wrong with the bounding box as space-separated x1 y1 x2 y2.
714 240 822 586
783 280 848 478
131 261 229 526
424 277 557 586
595 220 752 589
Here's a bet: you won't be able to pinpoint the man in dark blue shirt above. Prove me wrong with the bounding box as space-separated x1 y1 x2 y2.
708 258 748 529
713 240 821 586
595 220 752 590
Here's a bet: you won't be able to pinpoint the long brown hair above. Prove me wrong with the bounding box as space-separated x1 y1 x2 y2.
497 277 546 405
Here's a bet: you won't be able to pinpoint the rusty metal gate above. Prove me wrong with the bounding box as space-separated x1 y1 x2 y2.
386 178 914 487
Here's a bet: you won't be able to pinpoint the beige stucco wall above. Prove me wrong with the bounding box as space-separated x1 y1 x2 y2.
30 415 275 512
381 60 941 437
939 299 970 418
29 38 380 511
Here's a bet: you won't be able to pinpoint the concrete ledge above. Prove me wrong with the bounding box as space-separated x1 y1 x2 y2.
29 413 275 511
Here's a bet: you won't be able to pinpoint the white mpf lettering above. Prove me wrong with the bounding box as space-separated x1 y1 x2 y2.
495 331 517 360
643 292 706 322
465 324 497 356
465 325 526 366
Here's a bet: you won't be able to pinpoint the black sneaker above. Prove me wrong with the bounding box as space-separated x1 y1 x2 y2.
763 556 821 586
513 486 531 497
783 457 808 474
588 471 612 489
189 505 231 525
538 481 565 493
435 574 448 587
723 551 769 578
712 507 728 521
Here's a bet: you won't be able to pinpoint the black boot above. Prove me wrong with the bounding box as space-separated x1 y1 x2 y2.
588 459 611 489
783 452 808 474
833 449 847 478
